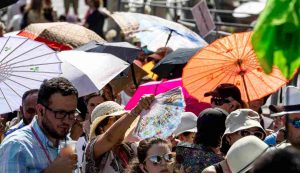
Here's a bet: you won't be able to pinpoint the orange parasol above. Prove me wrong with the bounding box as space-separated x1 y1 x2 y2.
182 32 288 103
18 22 105 51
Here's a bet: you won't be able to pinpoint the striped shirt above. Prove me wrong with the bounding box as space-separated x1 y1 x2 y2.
0 117 59 173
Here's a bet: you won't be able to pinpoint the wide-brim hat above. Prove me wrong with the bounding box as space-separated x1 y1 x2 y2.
270 86 300 117
173 112 197 137
89 101 128 140
226 136 269 173
222 109 266 142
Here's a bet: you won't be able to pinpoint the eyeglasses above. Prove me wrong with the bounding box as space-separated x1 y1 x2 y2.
144 153 175 165
287 116 300 128
43 104 79 120
237 129 265 140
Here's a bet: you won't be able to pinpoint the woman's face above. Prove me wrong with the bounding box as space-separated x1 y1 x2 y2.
87 95 105 120
141 143 174 173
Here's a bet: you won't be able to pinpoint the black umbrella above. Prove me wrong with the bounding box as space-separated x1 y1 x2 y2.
76 41 142 64
152 47 202 79
0 0 18 9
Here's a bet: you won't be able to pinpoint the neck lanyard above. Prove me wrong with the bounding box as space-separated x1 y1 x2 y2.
31 126 52 164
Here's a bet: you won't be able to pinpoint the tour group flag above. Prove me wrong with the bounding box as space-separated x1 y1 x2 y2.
252 0 300 79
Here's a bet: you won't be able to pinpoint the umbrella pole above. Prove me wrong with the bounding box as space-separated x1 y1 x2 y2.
165 29 174 46
241 74 251 103
130 64 138 89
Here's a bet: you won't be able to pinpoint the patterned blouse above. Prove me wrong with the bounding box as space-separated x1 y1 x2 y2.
175 142 224 173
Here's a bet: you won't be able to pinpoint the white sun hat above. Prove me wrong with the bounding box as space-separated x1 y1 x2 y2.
226 136 269 173
270 86 300 117
173 112 197 137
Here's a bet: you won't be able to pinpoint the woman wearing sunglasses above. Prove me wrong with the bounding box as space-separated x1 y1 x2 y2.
202 109 266 173
126 137 175 173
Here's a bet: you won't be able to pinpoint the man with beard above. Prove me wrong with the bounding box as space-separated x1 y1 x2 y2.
270 86 300 150
5 89 38 136
0 77 79 173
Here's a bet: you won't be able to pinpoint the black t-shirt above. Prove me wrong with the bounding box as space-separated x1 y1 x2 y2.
86 10 106 38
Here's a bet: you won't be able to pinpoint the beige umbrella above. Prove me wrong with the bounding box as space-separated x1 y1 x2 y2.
18 22 105 50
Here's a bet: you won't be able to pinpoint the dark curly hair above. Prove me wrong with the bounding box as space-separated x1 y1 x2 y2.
126 137 171 173
37 77 78 107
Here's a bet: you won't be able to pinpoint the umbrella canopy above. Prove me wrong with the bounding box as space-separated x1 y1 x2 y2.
76 41 141 64
152 47 201 79
18 22 105 51
183 32 288 103
125 78 211 116
0 36 61 114
58 50 130 97
110 12 207 51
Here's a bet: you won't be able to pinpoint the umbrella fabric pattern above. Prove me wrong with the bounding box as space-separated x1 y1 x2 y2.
252 0 300 79
125 78 211 116
18 22 105 51
110 12 207 51
0 36 61 114
152 47 202 79
183 32 288 103
58 50 130 97
76 41 141 64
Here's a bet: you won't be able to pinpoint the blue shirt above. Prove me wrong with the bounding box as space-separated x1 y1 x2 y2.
0 117 59 173
264 132 277 146
5 119 26 137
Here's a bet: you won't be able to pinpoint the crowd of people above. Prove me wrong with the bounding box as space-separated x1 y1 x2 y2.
0 76 299 173
0 0 299 173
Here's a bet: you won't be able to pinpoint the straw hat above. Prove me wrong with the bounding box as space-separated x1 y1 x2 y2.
89 101 128 140
226 136 269 173
173 112 197 137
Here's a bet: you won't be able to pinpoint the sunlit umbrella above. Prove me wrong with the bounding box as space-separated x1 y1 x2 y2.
58 51 130 97
0 36 61 114
183 32 288 103
125 78 211 116
110 12 207 51
18 22 105 51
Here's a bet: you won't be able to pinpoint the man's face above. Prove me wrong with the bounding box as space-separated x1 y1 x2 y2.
38 93 77 140
286 113 300 150
214 96 241 113
21 93 38 125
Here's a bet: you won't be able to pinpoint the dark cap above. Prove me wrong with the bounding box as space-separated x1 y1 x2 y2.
204 83 242 104
197 108 227 132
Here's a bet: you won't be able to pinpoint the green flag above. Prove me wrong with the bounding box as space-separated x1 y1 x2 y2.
252 0 300 79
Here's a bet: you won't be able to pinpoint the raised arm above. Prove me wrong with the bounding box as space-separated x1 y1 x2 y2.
93 94 154 158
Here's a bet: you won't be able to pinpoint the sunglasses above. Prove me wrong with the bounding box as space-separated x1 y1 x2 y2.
287 117 300 128
145 153 175 165
238 129 264 140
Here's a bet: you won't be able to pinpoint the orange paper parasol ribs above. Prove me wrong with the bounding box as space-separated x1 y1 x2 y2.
183 32 287 103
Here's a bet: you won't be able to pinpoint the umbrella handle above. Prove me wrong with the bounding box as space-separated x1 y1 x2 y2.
241 74 250 103
165 30 174 47
130 64 138 89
